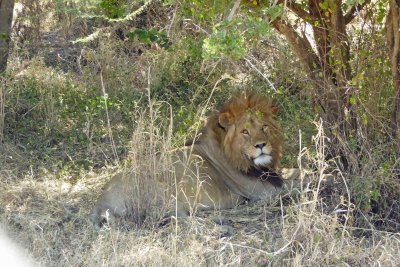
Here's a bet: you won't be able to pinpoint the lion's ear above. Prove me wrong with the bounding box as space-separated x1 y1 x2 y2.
218 112 234 129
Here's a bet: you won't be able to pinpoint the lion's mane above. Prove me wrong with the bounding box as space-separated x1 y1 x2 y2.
202 91 283 172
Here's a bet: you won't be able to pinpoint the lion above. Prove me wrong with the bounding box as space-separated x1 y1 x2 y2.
90 91 295 227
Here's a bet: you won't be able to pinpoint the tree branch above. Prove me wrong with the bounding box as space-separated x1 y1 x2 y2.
272 19 320 74
277 0 316 22
344 0 371 24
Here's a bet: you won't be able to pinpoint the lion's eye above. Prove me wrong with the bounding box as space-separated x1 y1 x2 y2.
242 129 249 135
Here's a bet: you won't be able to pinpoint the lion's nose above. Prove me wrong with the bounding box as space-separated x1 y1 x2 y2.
255 142 266 149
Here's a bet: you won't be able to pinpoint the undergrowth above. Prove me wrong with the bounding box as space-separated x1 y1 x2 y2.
1 100 399 265
0 0 399 266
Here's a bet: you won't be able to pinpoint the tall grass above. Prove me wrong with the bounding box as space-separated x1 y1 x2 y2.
1 97 399 266
119 97 175 227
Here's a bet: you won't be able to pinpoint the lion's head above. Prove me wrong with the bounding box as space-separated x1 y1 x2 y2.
205 92 283 173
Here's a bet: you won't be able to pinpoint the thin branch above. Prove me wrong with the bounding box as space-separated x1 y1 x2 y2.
99 70 119 164
227 0 241 22
344 0 371 24
110 0 152 22
244 57 277 92
167 3 179 37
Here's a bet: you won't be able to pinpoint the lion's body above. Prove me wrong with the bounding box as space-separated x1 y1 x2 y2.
90 92 286 226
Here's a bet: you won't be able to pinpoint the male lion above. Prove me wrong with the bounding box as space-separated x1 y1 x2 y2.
90 92 294 227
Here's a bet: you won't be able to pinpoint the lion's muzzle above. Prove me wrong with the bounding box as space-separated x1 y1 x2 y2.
252 143 273 166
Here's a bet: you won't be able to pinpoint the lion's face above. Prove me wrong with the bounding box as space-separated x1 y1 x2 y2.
233 113 274 167
215 93 283 172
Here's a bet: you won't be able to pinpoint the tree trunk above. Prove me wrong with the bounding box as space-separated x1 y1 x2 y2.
0 0 15 73
271 0 370 171
387 0 400 155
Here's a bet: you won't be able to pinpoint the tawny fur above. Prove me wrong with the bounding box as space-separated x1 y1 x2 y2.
90 91 285 227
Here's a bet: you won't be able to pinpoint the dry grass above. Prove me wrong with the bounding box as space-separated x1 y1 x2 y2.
2 1 399 266
1 101 400 267
2 173 400 266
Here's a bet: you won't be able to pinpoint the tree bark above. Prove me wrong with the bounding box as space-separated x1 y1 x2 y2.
0 0 15 74
387 0 400 155
270 0 370 170
273 1 354 122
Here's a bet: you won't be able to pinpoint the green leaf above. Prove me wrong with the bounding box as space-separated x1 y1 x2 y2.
362 113 368 125
349 95 356 105
262 4 283 22
319 0 329 10
128 29 171 48
0 32 10 41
